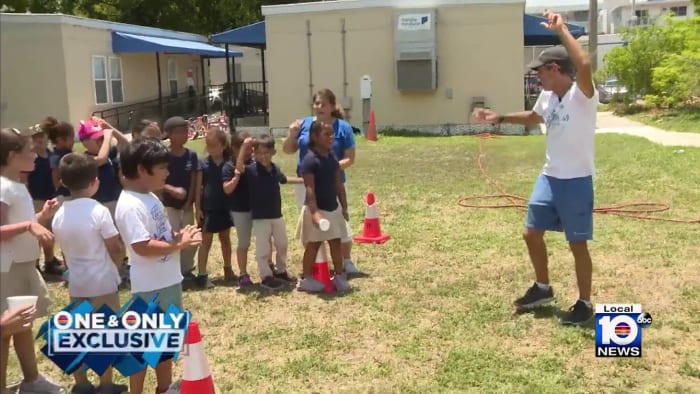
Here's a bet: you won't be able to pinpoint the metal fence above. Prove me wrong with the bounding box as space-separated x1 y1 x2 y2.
92 81 268 132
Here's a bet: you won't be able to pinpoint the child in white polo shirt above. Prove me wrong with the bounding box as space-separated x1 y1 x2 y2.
52 153 128 394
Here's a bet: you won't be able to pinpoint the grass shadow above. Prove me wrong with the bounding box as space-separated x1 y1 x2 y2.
512 305 596 331
296 288 355 300
40 272 65 284
235 282 296 299
512 305 563 320
210 277 239 288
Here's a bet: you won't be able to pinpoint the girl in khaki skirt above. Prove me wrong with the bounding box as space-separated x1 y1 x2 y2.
298 121 351 293
1 127 64 393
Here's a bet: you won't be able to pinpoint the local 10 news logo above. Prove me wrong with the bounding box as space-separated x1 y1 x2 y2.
596 304 653 358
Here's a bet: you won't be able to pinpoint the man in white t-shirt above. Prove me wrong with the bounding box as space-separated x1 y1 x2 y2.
472 12 598 325
51 153 129 394
114 138 201 394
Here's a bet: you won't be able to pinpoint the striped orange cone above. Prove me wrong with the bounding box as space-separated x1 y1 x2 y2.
180 320 215 394
354 192 390 244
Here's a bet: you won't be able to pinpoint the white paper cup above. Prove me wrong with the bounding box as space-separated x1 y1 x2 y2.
6 295 38 311
319 219 330 232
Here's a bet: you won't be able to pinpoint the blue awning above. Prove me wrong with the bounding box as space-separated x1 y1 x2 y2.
524 14 586 46
111 32 242 58
210 21 266 48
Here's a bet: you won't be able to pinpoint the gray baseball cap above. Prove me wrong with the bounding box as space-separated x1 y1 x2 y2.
527 45 573 70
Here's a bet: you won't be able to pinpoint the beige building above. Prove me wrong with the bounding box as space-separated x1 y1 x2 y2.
1 13 235 131
261 0 527 135
210 47 266 84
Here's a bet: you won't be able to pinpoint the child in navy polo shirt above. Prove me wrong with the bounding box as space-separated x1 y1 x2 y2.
298 121 350 293
222 131 251 284
236 135 302 290
162 116 200 279
44 116 75 200
26 124 64 276
195 127 234 289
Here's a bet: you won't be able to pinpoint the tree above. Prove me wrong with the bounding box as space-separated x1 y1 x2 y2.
1 0 305 34
648 17 700 107
603 23 683 99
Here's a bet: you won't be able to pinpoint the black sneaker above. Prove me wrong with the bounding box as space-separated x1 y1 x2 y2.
195 274 214 289
514 282 554 309
182 270 197 281
44 257 66 276
560 300 593 326
261 276 284 291
274 271 297 283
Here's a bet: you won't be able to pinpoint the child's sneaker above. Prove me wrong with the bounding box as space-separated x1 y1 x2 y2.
273 271 297 283
223 266 237 281
97 383 129 394
238 273 254 288
332 273 351 293
44 257 67 276
195 274 214 289
343 259 360 274
261 276 284 291
72 382 97 394
18 374 65 393
298 277 325 293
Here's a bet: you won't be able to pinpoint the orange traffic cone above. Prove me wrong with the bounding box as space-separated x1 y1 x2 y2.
354 192 390 244
311 243 335 293
180 320 215 394
367 109 377 141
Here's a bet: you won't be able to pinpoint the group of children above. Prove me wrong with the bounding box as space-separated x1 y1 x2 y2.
0 113 353 393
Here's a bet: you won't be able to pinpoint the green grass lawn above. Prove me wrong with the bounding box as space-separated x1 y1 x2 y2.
628 109 700 133
8 134 700 393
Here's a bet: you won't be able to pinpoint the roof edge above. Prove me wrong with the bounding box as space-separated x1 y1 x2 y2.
262 0 524 16
0 13 208 42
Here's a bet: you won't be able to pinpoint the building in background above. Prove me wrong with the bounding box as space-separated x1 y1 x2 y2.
1 13 237 130
261 0 526 135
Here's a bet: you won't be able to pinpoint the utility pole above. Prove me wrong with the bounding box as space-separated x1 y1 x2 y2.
589 0 598 73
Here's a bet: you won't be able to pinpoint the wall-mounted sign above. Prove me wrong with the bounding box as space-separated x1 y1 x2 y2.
397 14 431 31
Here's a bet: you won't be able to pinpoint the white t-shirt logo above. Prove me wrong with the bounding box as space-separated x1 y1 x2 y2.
533 82 598 179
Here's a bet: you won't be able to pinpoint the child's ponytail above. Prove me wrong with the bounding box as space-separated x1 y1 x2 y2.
331 105 345 120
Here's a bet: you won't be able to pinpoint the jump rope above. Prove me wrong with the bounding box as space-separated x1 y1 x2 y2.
457 133 700 224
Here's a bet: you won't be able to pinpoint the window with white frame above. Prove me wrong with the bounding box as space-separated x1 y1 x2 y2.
670 6 687 16
168 59 178 97
110 58 124 103
92 56 124 105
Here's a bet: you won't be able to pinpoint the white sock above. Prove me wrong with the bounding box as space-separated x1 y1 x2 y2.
579 299 592 308
343 258 353 264
536 281 550 290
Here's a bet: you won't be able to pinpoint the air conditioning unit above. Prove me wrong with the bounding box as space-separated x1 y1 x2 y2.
394 9 437 91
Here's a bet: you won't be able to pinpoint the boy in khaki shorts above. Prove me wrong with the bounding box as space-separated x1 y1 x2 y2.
51 153 128 394
114 139 201 394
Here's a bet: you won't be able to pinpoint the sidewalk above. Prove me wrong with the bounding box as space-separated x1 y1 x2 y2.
595 112 700 147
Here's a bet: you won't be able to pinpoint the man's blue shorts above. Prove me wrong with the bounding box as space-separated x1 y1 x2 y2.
525 174 594 242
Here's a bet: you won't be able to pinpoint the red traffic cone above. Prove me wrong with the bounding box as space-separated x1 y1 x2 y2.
180 321 215 394
367 109 377 141
354 193 390 244
311 244 335 293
